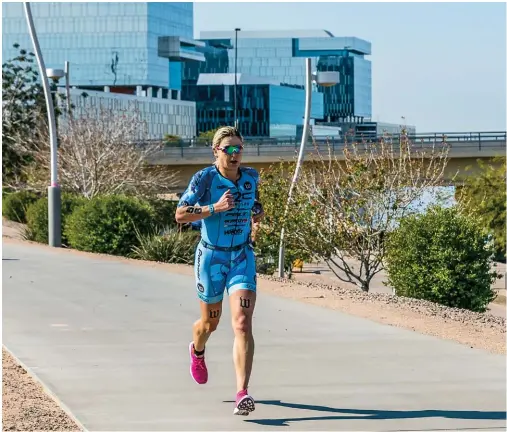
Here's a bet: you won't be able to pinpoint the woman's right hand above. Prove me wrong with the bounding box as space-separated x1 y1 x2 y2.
214 190 236 213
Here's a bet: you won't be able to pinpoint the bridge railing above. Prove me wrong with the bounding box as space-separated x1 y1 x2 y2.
154 132 506 160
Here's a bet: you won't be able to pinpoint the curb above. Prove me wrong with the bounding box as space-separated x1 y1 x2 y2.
2 344 89 432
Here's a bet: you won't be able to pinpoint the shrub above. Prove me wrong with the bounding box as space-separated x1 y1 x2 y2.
131 228 200 264
145 198 178 230
384 205 499 312
25 193 87 244
65 195 153 256
2 190 41 223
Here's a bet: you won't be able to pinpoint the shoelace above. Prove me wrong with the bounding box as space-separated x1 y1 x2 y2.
194 356 206 370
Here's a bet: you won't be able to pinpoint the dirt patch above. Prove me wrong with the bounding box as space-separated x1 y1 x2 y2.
2 218 25 240
2 348 81 431
492 293 506 306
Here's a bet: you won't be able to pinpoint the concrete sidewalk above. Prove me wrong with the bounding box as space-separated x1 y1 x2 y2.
2 241 506 431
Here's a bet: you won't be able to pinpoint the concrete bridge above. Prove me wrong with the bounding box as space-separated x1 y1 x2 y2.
148 132 506 191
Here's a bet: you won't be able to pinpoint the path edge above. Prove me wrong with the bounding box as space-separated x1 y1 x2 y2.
2 344 89 432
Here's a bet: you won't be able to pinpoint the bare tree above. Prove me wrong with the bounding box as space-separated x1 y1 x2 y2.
289 132 452 292
21 106 179 199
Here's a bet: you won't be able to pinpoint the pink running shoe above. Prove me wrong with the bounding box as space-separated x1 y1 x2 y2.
234 389 255 415
188 342 208 384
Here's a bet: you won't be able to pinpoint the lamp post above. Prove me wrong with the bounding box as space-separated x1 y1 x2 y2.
23 2 62 247
65 61 71 116
277 58 339 278
234 28 241 129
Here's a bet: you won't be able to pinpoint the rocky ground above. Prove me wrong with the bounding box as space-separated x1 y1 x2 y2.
2 348 81 431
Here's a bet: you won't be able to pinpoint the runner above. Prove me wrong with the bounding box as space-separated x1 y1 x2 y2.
175 126 264 415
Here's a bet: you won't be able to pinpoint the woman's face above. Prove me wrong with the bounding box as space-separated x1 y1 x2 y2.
213 136 244 172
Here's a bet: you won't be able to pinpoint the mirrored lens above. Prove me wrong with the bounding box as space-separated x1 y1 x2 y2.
225 145 242 155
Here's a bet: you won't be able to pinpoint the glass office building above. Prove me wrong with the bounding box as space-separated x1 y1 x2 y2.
200 30 372 123
62 88 196 139
2 2 194 88
2 2 200 137
193 74 324 137
181 39 329 137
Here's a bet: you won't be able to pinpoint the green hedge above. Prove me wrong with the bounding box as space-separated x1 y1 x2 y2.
65 195 154 256
145 198 178 230
25 194 87 244
385 206 498 312
2 190 41 223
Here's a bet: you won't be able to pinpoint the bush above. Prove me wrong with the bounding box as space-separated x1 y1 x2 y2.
65 195 154 256
2 190 41 223
145 198 178 230
131 228 200 264
25 193 87 244
384 206 499 312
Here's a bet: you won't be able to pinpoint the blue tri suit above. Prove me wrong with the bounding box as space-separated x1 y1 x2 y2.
177 165 262 304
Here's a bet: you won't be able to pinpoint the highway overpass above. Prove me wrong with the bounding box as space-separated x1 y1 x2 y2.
148 131 506 191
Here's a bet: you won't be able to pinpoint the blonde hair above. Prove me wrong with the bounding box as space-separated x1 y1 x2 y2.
212 126 243 149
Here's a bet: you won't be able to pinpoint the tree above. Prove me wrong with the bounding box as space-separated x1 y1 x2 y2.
289 133 451 292
20 105 180 199
197 127 220 145
255 162 315 277
163 134 182 147
2 44 45 186
456 157 506 262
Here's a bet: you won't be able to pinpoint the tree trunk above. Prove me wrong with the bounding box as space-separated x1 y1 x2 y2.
360 280 370 292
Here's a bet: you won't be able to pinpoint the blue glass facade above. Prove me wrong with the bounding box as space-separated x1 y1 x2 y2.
181 41 230 102
2 2 193 88
269 85 324 137
200 31 372 123
316 54 372 121
192 82 323 137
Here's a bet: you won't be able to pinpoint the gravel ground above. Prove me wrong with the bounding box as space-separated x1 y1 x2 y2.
2 348 81 431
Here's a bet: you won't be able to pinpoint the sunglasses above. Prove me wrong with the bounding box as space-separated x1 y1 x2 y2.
217 145 243 155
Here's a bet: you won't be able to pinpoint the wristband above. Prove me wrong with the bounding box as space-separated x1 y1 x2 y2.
209 204 215 216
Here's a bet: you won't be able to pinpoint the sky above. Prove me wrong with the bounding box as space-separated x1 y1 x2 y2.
194 1 506 133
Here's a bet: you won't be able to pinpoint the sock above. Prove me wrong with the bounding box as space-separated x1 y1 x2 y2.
193 347 205 357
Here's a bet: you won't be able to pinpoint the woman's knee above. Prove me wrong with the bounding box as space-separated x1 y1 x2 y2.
195 317 220 334
232 313 252 336
206 318 220 333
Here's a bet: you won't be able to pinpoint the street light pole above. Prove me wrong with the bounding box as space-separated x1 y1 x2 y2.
278 58 313 278
234 28 240 129
65 61 72 117
23 2 61 247
277 60 339 278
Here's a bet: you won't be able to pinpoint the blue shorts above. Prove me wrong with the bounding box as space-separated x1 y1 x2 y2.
194 240 257 304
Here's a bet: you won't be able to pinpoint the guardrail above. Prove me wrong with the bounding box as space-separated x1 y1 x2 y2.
154 132 506 161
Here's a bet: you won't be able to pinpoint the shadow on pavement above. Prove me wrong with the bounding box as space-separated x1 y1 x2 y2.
222 400 506 427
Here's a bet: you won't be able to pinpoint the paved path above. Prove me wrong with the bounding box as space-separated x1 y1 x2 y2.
2 241 506 431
